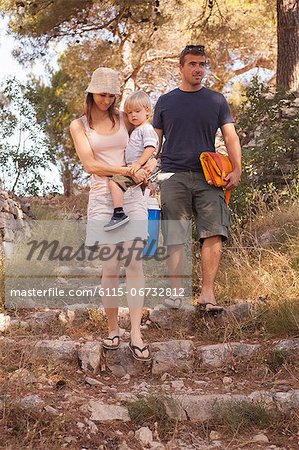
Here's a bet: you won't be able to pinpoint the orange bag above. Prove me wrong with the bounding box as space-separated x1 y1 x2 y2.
200 152 233 204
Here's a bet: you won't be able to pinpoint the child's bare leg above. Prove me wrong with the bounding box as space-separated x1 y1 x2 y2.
109 179 125 208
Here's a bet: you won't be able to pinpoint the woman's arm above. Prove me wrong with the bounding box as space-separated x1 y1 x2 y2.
70 119 131 177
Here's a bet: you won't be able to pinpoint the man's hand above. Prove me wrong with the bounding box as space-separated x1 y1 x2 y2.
143 158 157 175
129 162 142 174
225 169 241 190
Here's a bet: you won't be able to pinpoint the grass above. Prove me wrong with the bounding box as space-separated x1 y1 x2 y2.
211 399 299 444
1 195 299 342
127 395 176 439
192 200 299 340
29 193 88 220
260 299 299 336
212 400 273 434
264 348 293 373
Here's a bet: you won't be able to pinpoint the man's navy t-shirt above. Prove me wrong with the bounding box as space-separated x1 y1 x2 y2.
152 87 234 172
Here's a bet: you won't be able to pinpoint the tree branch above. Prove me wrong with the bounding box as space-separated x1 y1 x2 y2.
232 58 274 77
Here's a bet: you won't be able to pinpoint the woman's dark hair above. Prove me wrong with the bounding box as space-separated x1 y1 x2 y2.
84 93 119 128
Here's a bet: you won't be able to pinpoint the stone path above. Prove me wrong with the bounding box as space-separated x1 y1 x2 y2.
1 305 299 449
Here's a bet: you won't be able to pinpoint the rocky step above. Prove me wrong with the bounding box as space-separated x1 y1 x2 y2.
1 335 299 377
2 335 298 449
1 301 252 331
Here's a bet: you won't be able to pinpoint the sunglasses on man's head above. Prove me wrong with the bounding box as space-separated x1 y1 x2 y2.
184 45 205 53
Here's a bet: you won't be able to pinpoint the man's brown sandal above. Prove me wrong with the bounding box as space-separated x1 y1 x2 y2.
102 335 120 350
129 342 152 362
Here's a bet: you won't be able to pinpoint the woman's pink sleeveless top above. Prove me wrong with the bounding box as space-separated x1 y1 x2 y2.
80 113 129 195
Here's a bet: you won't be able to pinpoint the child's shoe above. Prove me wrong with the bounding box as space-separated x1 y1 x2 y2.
104 213 129 231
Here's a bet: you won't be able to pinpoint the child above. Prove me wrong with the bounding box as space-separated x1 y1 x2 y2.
104 91 158 231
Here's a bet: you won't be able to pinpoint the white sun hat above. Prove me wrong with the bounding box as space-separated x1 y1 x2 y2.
86 67 121 95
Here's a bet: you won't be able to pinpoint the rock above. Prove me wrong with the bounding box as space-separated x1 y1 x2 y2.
105 344 149 377
59 303 99 326
85 418 98 434
222 376 233 385
34 339 79 362
274 338 299 352
59 335 72 341
88 400 130 422
9 368 37 385
197 342 260 368
170 391 276 422
135 426 153 446
172 393 234 422
116 392 138 403
8 296 38 308
281 106 298 118
85 376 104 387
64 436 77 444
17 395 45 412
0 313 11 332
161 396 187 421
252 433 269 443
292 97 299 107
211 441 222 448
151 340 194 375
171 380 185 390
122 374 131 381
149 307 193 330
10 319 30 330
194 380 208 387
249 390 274 406
27 310 58 326
150 443 165 449
118 442 133 450
209 430 220 440
161 373 170 382
222 302 252 320
258 229 280 248
273 390 299 412
44 405 59 415
78 341 102 373
0 337 16 349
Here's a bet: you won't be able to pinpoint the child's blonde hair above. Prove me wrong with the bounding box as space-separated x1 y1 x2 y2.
124 91 152 113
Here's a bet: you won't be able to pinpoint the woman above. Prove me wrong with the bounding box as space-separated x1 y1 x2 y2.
70 67 151 361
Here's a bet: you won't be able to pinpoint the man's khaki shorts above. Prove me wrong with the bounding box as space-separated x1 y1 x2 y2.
160 171 230 245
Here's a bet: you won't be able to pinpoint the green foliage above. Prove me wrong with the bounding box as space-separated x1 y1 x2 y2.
265 349 291 373
0 78 57 195
213 400 273 433
127 395 175 438
3 0 166 63
189 0 276 90
261 300 299 337
3 0 275 92
231 78 299 219
26 70 86 191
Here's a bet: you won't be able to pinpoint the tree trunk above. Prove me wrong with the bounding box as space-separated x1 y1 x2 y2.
277 0 299 92
62 165 73 197
120 38 136 108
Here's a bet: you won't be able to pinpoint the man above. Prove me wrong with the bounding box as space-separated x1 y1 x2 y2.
153 45 241 311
